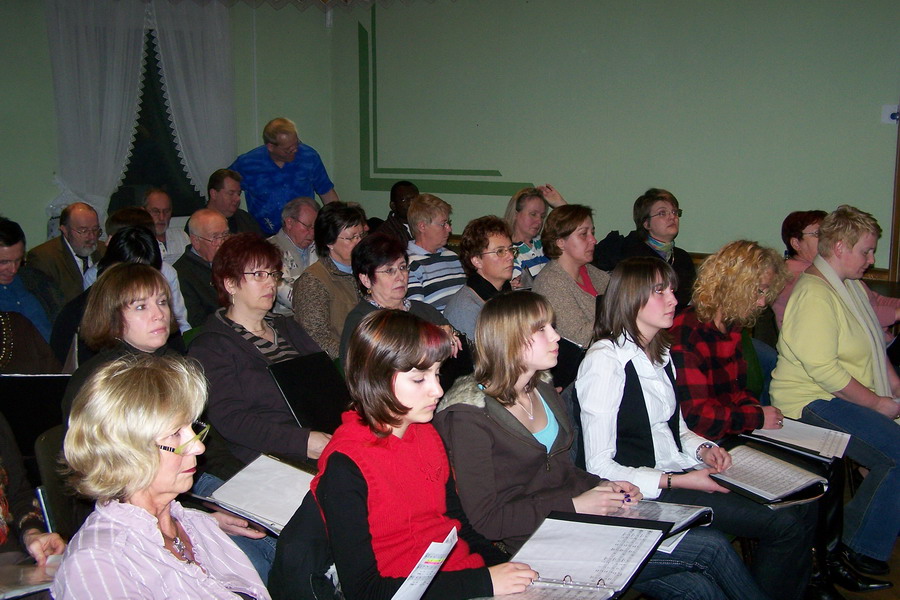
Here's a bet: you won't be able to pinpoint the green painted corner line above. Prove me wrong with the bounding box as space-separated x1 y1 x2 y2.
357 8 531 196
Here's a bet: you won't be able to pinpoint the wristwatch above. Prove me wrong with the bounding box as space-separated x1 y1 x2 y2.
695 442 716 462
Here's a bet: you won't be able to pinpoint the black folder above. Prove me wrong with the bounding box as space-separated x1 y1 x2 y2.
267 353 351 434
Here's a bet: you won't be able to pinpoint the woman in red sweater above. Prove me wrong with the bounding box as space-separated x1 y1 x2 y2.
311 309 535 600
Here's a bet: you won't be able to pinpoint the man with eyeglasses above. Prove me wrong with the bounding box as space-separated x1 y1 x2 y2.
26 201 106 305
406 194 466 312
174 209 230 327
267 197 320 316
229 118 340 236
141 188 189 265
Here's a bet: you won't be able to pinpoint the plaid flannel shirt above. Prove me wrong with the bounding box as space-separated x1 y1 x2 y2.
669 307 765 440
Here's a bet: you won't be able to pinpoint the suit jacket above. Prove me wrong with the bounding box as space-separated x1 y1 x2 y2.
25 236 106 304
173 247 219 328
532 259 609 348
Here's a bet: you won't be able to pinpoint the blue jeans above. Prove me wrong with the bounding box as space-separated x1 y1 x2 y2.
633 528 769 600
660 486 814 600
802 398 900 561
751 338 777 406
193 472 278 584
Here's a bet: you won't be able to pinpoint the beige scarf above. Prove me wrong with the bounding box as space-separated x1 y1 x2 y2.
813 255 890 396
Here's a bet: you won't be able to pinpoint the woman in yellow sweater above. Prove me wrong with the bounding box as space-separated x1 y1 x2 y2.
771 205 900 578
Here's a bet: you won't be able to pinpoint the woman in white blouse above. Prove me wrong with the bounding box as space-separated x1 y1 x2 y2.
575 256 817 600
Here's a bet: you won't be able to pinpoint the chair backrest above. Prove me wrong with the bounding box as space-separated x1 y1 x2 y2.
34 424 92 540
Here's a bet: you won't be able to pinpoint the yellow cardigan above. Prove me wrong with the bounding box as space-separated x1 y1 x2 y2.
771 274 881 419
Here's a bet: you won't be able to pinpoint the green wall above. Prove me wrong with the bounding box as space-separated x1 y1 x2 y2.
2 1 898 267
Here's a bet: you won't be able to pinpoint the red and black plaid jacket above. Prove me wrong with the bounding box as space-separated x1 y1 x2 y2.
669 307 765 440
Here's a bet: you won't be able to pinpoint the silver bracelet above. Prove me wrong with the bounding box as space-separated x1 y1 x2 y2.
696 442 715 462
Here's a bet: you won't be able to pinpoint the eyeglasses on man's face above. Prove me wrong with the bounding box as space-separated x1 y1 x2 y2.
479 245 519 259
375 263 409 277
648 209 683 220
801 230 820 238
244 270 284 283
157 421 210 455
288 216 314 231
195 232 231 244
71 226 103 237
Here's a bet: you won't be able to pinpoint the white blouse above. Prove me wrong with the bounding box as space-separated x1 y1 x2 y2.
576 335 710 498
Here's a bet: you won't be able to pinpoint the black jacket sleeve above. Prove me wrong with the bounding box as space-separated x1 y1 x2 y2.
316 452 495 600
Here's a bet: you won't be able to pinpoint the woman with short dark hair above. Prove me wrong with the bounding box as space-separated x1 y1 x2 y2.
292 202 366 357
338 232 458 365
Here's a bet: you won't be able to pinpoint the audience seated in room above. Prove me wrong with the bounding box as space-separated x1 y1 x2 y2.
0 217 52 341
502 184 566 289
405 194 466 312
771 205 900 579
25 202 106 306
267 197 319 316
576 256 820 600
312 310 536 600
339 232 458 366
374 180 417 245
593 188 695 312
229 117 339 235
532 204 608 348
174 208 229 328
434 291 768 600
53 354 271 600
206 169 262 236
443 216 515 341
292 202 365 358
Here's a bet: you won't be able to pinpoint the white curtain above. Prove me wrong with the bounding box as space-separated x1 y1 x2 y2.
152 1 236 194
44 0 147 229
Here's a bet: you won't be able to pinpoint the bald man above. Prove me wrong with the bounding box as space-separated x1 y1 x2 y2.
173 209 229 327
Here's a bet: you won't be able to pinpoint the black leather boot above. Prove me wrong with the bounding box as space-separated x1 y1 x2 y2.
826 551 892 593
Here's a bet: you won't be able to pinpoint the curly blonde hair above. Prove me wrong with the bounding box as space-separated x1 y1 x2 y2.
818 205 882 259
693 240 788 327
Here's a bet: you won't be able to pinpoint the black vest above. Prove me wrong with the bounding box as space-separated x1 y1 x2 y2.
614 360 682 468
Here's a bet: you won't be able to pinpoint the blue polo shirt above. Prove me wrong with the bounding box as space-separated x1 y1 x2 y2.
229 144 335 235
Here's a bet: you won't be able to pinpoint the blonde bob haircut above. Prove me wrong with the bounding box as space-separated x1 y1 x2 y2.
346 310 452 436
817 204 882 259
64 354 207 503
474 291 555 406
407 194 452 231
692 240 788 328
81 263 174 351
594 257 678 364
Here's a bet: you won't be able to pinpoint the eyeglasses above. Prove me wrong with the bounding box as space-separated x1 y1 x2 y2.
648 209 683 220
158 421 210 455
338 232 366 243
801 230 820 238
479 245 519 259
375 264 409 277
244 270 284 282
71 226 102 236
432 220 452 229
289 217 314 231
195 233 231 244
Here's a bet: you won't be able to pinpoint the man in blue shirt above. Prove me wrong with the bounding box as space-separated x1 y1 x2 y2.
230 117 339 236
0 217 52 341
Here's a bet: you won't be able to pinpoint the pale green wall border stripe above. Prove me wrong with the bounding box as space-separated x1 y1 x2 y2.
358 7 531 196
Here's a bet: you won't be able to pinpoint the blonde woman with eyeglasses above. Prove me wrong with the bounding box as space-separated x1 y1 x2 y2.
53 354 271 599
339 232 459 365
444 216 518 341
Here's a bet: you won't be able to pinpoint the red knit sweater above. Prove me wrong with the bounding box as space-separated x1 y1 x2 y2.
312 412 485 578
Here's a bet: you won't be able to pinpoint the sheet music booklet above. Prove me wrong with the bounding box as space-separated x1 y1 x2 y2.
482 512 671 599
740 418 850 462
191 454 314 535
